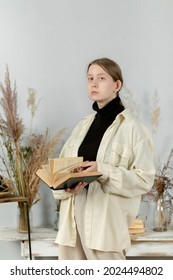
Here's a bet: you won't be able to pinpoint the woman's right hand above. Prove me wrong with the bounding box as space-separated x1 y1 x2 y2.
65 181 87 195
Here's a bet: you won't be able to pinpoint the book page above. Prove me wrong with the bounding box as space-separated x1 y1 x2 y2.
36 169 53 187
41 164 52 177
36 157 90 188
49 157 83 174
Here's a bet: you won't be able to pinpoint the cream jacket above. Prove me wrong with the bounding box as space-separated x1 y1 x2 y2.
53 108 155 252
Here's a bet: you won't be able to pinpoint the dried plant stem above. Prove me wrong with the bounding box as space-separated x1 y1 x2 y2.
0 66 65 210
161 149 173 176
15 143 25 196
150 89 161 135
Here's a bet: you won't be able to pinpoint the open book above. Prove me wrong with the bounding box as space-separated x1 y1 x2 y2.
36 157 102 190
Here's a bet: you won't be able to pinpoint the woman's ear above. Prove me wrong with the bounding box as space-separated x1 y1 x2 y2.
114 80 122 93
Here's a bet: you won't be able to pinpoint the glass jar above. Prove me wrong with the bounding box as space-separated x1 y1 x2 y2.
153 195 167 232
17 203 32 233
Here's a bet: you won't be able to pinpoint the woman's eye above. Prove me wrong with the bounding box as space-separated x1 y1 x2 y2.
88 77 93 81
99 76 105 80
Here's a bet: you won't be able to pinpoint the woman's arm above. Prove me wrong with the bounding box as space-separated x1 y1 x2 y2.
97 137 155 198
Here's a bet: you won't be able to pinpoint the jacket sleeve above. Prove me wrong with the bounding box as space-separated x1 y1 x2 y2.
52 189 72 201
97 137 155 198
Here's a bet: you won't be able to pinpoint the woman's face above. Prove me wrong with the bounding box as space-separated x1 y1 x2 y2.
87 64 121 108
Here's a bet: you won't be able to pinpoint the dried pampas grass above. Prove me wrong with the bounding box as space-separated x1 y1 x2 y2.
0 66 65 208
149 89 161 134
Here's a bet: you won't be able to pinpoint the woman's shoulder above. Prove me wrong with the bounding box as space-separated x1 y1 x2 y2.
120 108 146 127
119 108 153 139
118 108 138 122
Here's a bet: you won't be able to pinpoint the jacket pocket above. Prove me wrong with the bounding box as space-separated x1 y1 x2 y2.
104 142 131 168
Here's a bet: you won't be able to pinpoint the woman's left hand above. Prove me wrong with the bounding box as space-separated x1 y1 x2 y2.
80 161 98 172
65 161 98 194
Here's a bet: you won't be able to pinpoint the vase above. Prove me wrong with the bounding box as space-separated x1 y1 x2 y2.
153 195 167 232
145 199 156 229
17 202 32 233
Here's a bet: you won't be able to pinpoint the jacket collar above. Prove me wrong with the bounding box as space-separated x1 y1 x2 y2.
82 108 134 124
116 108 134 123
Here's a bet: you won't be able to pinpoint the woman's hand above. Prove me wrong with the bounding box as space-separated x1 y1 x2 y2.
65 181 88 194
65 161 98 194
80 161 98 172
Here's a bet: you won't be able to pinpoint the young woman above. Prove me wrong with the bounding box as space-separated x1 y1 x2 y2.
53 58 155 260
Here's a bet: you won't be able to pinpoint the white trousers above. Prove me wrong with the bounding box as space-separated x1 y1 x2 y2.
58 188 126 260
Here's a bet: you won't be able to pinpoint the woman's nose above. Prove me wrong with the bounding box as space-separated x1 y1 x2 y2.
91 79 98 88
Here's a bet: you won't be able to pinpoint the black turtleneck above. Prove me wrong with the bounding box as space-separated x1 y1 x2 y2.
78 96 124 161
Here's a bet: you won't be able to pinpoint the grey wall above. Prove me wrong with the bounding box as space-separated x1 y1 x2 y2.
0 0 173 259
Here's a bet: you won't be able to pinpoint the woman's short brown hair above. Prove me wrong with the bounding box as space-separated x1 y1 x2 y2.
87 57 123 87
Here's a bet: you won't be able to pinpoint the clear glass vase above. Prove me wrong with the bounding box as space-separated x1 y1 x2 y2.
17 203 32 233
153 195 167 232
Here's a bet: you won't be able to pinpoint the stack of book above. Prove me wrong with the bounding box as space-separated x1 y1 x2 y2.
128 218 145 238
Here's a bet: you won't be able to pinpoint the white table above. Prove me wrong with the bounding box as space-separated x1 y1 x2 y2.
0 227 57 259
129 230 173 259
0 227 173 259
